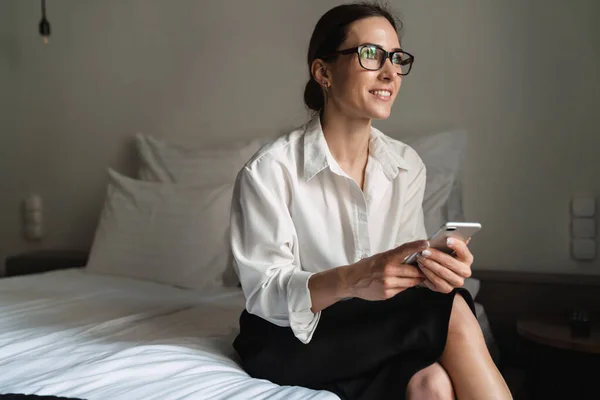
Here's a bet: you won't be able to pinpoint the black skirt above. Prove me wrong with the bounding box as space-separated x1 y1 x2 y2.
233 287 475 400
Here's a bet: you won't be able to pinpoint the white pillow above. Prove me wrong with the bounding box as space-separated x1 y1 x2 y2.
86 169 233 290
135 134 266 287
401 130 467 236
135 133 263 185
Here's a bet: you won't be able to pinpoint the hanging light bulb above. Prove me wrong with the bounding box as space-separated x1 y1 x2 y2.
39 0 51 44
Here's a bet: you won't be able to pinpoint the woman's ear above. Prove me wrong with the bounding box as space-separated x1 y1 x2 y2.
311 59 330 88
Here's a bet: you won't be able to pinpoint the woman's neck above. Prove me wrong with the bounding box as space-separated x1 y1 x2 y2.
320 107 371 169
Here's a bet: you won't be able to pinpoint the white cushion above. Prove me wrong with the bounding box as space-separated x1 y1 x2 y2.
401 130 467 236
135 134 265 287
86 169 233 290
136 133 263 185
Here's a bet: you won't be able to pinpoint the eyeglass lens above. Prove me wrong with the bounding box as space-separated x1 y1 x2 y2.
358 45 411 74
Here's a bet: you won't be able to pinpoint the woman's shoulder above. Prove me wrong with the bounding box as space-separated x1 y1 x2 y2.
241 123 307 179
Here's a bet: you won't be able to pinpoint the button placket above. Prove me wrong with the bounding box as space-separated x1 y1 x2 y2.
352 185 371 262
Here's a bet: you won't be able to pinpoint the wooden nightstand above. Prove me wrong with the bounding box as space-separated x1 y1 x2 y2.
4 250 89 277
518 317 600 400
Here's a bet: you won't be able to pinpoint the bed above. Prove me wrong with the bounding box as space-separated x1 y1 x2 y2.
0 268 497 400
0 125 499 399
0 269 337 399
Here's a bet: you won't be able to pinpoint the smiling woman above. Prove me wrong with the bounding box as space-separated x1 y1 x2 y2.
303 5 408 120
230 2 512 400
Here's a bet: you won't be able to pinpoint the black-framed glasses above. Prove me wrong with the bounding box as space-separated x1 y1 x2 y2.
325 43 414 76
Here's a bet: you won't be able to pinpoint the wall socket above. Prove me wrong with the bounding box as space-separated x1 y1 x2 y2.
570 196 596 262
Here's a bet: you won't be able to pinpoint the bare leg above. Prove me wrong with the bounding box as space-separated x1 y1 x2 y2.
440 295 512 400
406 362 455 400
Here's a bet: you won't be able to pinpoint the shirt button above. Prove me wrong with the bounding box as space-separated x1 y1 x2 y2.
360 253 369 259
359 213 367 221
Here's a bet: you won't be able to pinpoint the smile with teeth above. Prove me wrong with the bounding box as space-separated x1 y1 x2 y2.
369 90 391 98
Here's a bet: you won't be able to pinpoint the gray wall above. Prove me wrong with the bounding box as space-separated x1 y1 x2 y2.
1 0 599 275
1 1 19 273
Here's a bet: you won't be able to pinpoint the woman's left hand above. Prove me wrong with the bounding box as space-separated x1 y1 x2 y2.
416 238 473 294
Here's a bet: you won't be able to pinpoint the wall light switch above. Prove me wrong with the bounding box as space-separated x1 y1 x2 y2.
571 196 595 217
571 239 595 261
571 218 596 238
22 194 44 241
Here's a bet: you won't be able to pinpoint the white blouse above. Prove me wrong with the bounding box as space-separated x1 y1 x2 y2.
230 116 428 344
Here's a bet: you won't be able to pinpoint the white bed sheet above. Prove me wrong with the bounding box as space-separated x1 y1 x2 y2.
0 269 339 400
0 269 498 400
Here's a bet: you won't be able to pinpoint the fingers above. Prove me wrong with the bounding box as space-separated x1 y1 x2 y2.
383 276 425 289
447 237 474 265
422 279 437 292
418 256 465 287
419 262 455 294
390 240 430 261
383 264 425 279
421 248 472 278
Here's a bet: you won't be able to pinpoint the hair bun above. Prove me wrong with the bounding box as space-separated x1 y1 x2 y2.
304 79 324 111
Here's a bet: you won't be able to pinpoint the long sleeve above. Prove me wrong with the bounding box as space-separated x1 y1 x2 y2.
412 161 429 240
397 159 428 244
230 167 321 344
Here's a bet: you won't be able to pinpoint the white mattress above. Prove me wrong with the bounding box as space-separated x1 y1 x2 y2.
0 269 339 400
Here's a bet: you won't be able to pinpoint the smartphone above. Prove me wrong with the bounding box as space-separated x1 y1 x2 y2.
404 222 482 265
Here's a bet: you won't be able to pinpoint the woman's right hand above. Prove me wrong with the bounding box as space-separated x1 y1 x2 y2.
342 240 430 301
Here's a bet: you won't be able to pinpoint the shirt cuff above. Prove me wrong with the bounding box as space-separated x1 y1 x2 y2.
287 270 321 344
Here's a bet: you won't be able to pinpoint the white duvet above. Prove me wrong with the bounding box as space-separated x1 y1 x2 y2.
0 270 338 400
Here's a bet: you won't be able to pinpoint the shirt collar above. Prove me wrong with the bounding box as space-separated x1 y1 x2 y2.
369 126 413 179
303 116 412 182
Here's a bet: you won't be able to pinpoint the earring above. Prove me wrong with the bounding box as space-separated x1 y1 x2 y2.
322 81 329 104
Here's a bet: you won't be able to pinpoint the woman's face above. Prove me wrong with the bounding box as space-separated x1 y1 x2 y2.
327 17 403 120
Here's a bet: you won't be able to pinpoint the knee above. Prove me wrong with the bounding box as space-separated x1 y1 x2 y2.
447 294 481 340
406 367 454 400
